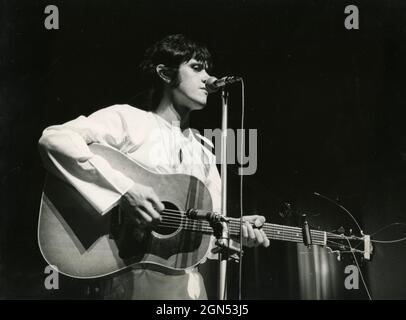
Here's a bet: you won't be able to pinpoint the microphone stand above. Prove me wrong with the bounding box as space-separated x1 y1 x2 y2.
218 88 229 300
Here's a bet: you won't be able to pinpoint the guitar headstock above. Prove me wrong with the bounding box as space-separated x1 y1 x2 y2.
324 227 373 262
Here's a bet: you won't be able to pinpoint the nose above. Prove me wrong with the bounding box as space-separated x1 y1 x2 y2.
201 69 210 83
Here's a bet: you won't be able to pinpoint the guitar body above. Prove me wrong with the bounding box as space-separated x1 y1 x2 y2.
38 144 213 279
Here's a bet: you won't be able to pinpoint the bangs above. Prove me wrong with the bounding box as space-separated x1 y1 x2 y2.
163 34 213 71
139 34 213 79
191 47 213 72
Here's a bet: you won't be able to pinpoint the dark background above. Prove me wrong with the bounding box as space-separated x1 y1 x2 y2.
2 0 406 299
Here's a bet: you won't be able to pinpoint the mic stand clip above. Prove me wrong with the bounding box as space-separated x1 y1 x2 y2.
185 208 240 260
211 220 242 263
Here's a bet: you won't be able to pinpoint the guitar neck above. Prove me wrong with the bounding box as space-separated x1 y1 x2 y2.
171 215 327 246
227 218 327 246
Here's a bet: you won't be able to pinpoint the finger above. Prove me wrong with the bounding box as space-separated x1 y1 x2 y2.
254 216 266 227
146 190 165 212
246 222 256 240
136 207 153 224
242 224 248 238
261 229 270 247
242 215 255 223
141 201 161 222
242 230 254 248
253 229 264 245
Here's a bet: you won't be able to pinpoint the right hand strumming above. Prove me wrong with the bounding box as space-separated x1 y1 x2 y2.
120 182 164 229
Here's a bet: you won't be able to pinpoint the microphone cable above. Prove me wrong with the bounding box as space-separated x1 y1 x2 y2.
313 192 372 299
238 79 245 300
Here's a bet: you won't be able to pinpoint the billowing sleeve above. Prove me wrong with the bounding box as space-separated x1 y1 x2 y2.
38 104 149 215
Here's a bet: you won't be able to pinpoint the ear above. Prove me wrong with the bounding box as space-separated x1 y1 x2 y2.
155 64 172 84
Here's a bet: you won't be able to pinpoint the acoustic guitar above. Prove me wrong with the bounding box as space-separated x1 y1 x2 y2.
38 143 372 278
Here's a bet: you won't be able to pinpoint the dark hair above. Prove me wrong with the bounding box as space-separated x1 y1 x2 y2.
138 34 212 109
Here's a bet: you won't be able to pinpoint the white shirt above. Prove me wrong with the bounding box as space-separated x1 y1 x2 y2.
38 104 221 299
39 104 221 214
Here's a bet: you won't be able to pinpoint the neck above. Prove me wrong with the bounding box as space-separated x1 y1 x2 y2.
154 91 190 130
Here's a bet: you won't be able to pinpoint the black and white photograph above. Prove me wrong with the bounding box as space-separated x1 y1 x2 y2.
1 0 406 303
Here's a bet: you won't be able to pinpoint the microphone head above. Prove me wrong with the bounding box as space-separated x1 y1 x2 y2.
205 76 242 93
205 77 219 93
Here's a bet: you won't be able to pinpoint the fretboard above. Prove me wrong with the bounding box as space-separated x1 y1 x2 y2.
227 218 326 246
159 214 326 246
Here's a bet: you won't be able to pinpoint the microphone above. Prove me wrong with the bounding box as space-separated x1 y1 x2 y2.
205 76 242 93
186 208 228 223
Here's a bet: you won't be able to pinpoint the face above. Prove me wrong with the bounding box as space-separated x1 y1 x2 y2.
171 58 211 111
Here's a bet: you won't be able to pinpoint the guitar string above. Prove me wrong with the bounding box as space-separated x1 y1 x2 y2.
154 209 352 243
158 211 327 239
161 208 330 235
161 209 324 233
159 212 326 237
151 222 353 251
155 221 303 238
129 205 358 248
157 216 323 236
156 223 325 242
157 220 325 239
154 219 326 243
161 208 356 238
158 213 327 240
155 225 310 243
154 228 329 247
160 210 360 241
161 223 324 243
153 223 328 245
325 239 362 252
157 223 325 242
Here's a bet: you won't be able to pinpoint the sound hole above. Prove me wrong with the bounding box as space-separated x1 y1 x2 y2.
154 201 182 235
